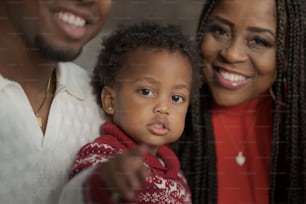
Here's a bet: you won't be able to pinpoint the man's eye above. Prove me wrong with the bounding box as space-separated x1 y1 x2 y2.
171 95 184 103
138 88 154 96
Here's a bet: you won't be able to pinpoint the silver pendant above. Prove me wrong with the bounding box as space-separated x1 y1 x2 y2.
235 152 245 166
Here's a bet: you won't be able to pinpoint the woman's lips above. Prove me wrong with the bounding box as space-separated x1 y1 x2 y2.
213 67 250 89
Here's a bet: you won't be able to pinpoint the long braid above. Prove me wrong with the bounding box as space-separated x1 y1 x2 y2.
284 0 305 202
291 0 301 200
188 83 204 204
301 1 306 201
270 0 287 202
291 0 306 202
196 1 216 43
194 1 217 203
286 1 300 200
270 0 306 203
201 86 217 203
295 1 306 201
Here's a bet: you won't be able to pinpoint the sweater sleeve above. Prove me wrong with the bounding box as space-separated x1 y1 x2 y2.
60 136 123 204
69 136 121 179
83 165 119 204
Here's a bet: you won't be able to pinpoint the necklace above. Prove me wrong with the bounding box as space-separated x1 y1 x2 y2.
35 74 52 128
219 117 252 166
236 151 246 166
220 118 255 166
215 100 265 167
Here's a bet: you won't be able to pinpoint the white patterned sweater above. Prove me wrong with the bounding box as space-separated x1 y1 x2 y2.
0 62 104 204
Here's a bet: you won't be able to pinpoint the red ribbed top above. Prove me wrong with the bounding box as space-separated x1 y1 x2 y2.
212 94 273 204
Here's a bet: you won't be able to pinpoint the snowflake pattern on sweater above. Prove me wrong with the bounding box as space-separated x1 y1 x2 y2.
69 122 192 204
137 174 191 203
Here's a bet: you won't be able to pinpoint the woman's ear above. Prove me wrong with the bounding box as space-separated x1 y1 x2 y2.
101 86 115 115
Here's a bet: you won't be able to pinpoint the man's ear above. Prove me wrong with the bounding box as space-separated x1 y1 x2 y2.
101 86 115 115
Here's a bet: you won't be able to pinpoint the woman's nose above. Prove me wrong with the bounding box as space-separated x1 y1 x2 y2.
219 38 248 63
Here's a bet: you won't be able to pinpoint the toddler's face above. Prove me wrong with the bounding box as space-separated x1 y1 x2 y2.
103 48 192 155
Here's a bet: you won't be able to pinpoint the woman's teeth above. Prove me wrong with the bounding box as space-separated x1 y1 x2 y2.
219 70 246 82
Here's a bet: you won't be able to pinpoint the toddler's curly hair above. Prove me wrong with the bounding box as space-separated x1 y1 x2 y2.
91 21 201 108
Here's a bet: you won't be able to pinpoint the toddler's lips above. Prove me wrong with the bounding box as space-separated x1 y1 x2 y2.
147 119 170 136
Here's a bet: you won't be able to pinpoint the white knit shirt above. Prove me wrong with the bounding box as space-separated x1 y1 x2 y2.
0 62 105 204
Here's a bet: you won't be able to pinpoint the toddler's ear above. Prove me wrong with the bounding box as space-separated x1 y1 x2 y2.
101 86 115 115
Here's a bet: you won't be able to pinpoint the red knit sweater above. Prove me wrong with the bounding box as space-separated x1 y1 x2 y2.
212 94 273 204
69 121 191 204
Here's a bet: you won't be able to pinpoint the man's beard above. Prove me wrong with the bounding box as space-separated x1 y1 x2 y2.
35 35 82 62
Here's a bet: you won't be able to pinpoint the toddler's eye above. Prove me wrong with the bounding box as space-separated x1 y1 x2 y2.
171 95 184 103
138 88 154 96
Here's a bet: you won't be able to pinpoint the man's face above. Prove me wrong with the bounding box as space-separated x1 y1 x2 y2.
4 0 112 61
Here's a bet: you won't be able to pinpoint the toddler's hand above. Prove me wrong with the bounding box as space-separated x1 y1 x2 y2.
99 145 150 201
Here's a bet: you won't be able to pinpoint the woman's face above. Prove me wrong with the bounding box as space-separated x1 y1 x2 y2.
201 0 277 106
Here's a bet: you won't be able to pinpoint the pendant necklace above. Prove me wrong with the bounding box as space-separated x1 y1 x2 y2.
34 74 52 129
221 120 253 166
218 106 261 167
235 151 246 166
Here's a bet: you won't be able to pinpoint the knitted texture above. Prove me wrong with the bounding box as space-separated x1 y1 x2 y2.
70 121 192 204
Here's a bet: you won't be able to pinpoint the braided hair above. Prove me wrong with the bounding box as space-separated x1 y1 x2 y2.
172 0 306 203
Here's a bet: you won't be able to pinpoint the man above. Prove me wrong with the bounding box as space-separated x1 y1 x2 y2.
0 0 111 203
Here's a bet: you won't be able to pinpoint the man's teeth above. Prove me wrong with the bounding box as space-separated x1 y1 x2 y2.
55 12 85 27
220 70 246 82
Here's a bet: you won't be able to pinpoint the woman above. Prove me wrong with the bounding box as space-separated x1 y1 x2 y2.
173 0 306 203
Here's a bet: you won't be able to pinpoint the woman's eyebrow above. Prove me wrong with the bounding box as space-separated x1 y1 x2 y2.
210 16 275 38
209 16 234 27
248 27 276 38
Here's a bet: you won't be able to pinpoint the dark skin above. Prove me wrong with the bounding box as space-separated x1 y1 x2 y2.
100 145 150 201
0 0 112 132
99 49 192 201
201 0 277 107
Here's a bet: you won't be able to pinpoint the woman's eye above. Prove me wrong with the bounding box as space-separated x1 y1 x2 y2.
208 24 230 39
249 38 274 48
138 88 154 96
215 27 228 36
171 95 184 103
